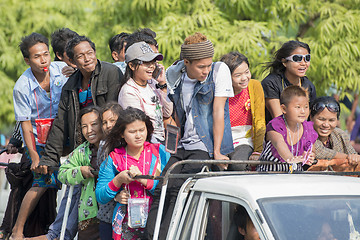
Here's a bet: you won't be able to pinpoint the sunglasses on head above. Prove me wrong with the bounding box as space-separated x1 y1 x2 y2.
312 102 340 113
285 54 311 63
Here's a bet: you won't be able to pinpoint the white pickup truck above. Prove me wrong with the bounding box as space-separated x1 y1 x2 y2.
152 160 360 240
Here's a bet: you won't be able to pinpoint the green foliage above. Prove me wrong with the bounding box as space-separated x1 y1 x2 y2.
1 0 360 130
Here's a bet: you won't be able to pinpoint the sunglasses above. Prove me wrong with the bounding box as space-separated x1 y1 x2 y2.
285 54 311 63
312 102 340 113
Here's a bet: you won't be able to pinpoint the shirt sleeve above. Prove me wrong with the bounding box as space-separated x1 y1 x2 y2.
118 85 143 111
58 146 87 185
261 74 282 100
213 62 234 98
314 139 337 160
13 86 32 122
95 155 121 204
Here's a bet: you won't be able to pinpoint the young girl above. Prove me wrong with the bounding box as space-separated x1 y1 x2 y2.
95 107 170 239
118 41 173 143
58 106 104 239
97 102 123 239
220 52 266 169
258 86 317 172
262 40 316 123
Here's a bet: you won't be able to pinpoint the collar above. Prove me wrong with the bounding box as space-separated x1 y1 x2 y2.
28 62 62 91
63 60 101 91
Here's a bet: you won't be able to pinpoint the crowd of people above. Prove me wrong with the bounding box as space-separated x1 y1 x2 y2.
1 26 360 240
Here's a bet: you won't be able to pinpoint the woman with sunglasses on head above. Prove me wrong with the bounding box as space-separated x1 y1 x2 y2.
310 97 360 165
118 42 173 144
262 40 316 123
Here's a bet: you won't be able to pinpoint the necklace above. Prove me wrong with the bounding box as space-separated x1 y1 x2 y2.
283 115 299 157
133 79 148 87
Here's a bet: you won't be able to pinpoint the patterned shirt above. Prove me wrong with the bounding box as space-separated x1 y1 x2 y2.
314 127 357 160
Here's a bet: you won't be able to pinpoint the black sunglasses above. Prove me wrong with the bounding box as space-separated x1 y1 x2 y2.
312 102 340 113
285 54 311 63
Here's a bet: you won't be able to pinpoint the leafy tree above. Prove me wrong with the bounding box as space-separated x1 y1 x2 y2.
1 0 360 129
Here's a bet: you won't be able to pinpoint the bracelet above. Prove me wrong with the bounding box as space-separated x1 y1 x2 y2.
156 83 167 89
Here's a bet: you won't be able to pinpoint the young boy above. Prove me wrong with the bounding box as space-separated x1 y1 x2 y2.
11 32 68 239
147 32 234 239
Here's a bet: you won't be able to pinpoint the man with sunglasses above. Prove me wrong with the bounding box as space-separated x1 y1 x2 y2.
262 40 316 123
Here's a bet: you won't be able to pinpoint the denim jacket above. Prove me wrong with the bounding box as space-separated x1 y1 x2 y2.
166 60 233 157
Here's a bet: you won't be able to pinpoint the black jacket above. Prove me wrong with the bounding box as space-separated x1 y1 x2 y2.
40 60 123 167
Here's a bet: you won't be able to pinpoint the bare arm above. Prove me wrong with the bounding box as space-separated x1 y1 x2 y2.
265 98 283 119
213 96 229 160
21 121 39 171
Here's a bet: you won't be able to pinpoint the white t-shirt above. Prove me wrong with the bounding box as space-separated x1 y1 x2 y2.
180 62 234 151
118 79 165 142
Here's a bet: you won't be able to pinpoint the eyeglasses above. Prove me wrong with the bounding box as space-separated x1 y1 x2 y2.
139 60 156 68
312 102 340 113
285 54 311 63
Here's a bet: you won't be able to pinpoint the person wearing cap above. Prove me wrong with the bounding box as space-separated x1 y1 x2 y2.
118 41 173 143
146 32 234 240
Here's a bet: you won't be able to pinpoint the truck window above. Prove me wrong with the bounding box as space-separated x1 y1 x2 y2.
199 199 237 240
178 192 201 240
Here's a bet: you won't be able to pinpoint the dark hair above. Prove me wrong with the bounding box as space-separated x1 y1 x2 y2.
125 28 158 52
79 105 102 123
266 40 311 74
122 59 142 87
310 96 341 119
220 52 250 74
19 32 49 58
109 32 129 55
233 205 251 235
102 101 123 118
65 35 96 60
51 28 79 61
280 85 308 106
104 107 154 153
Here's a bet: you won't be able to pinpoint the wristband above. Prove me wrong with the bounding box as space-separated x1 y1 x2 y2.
156 83 167 89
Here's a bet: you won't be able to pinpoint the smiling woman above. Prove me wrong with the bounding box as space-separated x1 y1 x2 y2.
261 40 316 124
310 96 360 165
118 41 173 143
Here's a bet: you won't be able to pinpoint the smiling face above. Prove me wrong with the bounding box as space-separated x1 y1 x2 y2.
184 58 213 81
282 96 309 124
102 110 118 136
130 60 156 84
25 43 51 75
72 41 97 75
81 111 103 147
232 61 251 94
283 47 310 79
121 120 147 151
311 108 338 143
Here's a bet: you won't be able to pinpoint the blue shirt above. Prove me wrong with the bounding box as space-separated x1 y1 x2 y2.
13 61 68 146
113 61 126 74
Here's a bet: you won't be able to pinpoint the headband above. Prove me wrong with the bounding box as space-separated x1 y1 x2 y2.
180 40 214 60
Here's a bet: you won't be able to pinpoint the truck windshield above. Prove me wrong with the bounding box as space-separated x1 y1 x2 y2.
258 196 360 240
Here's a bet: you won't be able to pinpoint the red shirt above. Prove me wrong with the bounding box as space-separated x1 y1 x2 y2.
229 87 252 127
